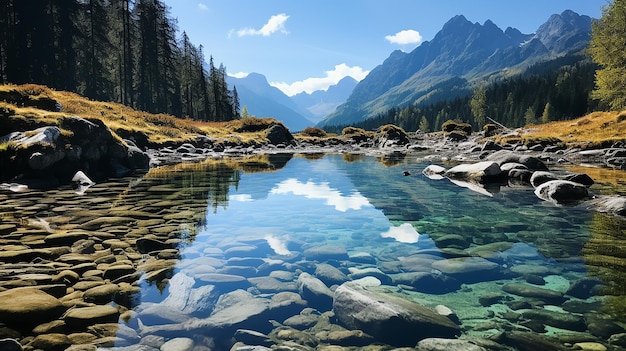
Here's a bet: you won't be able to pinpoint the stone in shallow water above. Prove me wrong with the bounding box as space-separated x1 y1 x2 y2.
314 263 349 286
296 272 334 312
521 309 586 332
390 272 461 294
431 257 502 283
332 282 460 346
415 338 487 351
502 283 566 305
64 305 120 330
0 288 66 329
303 245 348 261
160 337 194 351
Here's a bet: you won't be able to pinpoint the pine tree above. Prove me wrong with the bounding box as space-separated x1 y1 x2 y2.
541 102 553 124
419 116 430 132
470 85 487 128
524 106 536 125
589 0 626 110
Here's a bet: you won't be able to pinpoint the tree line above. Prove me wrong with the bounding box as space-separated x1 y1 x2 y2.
0 0 239 121
325 54 599 134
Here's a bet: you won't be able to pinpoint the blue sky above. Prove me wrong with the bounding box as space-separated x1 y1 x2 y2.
163 0 606 96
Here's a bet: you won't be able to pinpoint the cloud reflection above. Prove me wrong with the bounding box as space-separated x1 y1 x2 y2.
265 235 291 255
229 194 254 202
270 178 371 212
380 223 420 243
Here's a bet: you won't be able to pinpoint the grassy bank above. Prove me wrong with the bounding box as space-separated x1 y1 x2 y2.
2 84 626 150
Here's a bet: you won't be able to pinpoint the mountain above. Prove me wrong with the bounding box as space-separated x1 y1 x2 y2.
291 76 358 124
227 73 314 131
320 10 593 128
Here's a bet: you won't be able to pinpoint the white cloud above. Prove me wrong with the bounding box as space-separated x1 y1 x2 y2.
270 178 371 212
197 3 209 11
236 13 289 37
385 29 423 45
270 64 370 96
380 223 420 243
228 72 249 79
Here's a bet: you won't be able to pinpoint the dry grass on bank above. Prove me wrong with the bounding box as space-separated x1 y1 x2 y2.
0 84 275 146
508 110 626 149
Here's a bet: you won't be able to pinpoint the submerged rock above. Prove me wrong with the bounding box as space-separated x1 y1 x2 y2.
296 272 334 312
332 282 460 346
502 283 566 305
0 288 66 329
534 180 589 204
416 338 487 351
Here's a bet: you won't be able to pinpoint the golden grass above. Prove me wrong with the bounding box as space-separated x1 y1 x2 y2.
0 84 273 146
520 110 626 148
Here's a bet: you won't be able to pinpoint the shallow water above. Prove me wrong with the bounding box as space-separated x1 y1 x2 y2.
2 153 626 350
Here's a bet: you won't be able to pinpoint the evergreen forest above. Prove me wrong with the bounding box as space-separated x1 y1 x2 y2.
0 0 240 121
325 54 600 134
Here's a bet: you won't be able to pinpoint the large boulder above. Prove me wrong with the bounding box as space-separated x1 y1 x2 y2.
266 124 294 145
534 180 589 204
332 282 460 346
0 116 150 183
0 288 66 330
444 161 502 182
486 150 548 171
375 125 410 148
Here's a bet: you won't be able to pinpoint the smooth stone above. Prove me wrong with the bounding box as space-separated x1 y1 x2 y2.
416 338 487 351
491 331 568 351
347 267 391 284
431 257 501 283
283 314 320 330
136 238 170 253
32 320 67 334
314 263 349 286
502 283 566 304
27 333 71 351
317 329 375 347
44 232 90 246
333 282 460 346
573 342 607 351
422 165 446 179
161 273 219 316
486 150 549 171
444 161 502 181
160 337 194 351
534 180 588 204
83 284 120 303
521 309 586 331
64 305 120 329
390 272 461 294
103 265 136 280
586 313 626 339
566 277 602 299
184 289 270 332
248 276 297 293
303 245 349 261
0 288 65 329
296 272 334 312
530 171 559 187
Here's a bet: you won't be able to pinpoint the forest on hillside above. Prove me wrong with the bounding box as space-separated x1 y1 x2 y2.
325 54 600 134
0 0 239 122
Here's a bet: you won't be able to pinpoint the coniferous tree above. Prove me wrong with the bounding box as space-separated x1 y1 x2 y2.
589 0 626 110
79 0 112 100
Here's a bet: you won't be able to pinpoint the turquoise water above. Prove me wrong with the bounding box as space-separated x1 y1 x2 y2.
126 154 625 349
2 153 625 350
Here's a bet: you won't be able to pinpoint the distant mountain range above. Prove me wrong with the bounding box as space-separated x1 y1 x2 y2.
318 10 593 128
291 76 358 124
227 73 358 131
